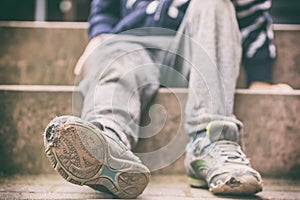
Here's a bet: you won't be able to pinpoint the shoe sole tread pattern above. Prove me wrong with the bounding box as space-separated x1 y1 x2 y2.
44 118 150 199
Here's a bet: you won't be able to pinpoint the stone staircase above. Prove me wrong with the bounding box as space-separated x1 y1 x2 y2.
0 22 299 178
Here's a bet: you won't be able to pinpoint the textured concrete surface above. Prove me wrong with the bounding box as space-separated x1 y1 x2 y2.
0 174 300 200
234 90 300 178
272 29 300 88
135 88 188 174
0 86 299 178
0 86 82 174
0 22 299 88
0 23 87 85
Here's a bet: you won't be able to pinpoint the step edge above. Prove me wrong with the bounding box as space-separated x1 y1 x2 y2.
1 85 300 96
235 89 300 96
1 21 300 31
274 24 300 31
0 85 79 92
0 21 88 29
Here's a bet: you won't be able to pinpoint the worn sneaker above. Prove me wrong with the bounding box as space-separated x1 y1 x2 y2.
185 121 262 195
43 115 150 199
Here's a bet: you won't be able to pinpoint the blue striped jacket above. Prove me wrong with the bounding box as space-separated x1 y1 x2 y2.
89 0 276 84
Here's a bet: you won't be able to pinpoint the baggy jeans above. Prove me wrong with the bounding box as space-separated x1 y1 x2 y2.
79 0 243 149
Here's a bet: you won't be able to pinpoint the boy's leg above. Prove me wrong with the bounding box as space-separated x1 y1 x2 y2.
234 0 292 90
175 0 263 195
43 37 161 198
80 38 160 149
177 0 242 133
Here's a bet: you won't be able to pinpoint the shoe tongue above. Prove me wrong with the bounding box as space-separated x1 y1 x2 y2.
207 121 239 143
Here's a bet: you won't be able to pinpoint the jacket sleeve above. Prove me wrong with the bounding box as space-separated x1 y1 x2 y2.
234 0 276 84
88 0 121 39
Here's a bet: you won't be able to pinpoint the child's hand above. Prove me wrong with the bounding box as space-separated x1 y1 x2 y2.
74 35 102 75
249 81 293 91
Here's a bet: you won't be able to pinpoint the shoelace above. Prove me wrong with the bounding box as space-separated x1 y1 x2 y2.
212 140 250 165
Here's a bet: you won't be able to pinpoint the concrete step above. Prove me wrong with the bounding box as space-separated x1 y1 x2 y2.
0 85 299 178
0 85 82 175
0 22 88 86
1 22 300 88
1 174 300 200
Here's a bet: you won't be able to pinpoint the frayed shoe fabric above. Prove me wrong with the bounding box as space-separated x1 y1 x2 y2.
185 121 262 195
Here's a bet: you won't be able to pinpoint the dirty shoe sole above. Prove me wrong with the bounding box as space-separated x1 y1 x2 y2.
43 117 150 199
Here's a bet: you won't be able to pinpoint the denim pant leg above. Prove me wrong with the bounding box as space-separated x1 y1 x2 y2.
173 0 244 135
79 38 161 149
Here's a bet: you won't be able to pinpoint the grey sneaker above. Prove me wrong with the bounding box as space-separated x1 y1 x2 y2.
43 116 150 199
185 121 262 195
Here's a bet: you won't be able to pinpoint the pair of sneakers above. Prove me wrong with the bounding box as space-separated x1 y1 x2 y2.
43 116 262 198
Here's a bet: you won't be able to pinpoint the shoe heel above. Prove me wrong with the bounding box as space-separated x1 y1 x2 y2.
114 168 150 199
